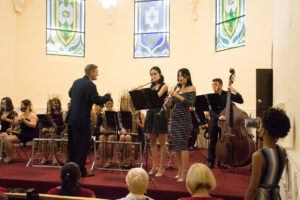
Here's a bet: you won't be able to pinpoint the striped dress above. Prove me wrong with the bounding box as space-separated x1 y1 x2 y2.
255 146 287 200
171 91 196 151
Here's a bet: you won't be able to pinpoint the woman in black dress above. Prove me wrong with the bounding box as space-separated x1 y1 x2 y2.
0 97 18 134
171 68 196 182
144 66 168 177
2 99 38 163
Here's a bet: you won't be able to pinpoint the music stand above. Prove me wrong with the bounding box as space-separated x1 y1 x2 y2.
129 88 161 110
119 111 132 131
50 114 65 131
104 111 120 134
194 94 221 164
36 114 60 166
37 114 56 129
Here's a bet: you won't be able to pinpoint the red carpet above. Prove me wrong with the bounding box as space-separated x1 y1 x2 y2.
0 147 250 200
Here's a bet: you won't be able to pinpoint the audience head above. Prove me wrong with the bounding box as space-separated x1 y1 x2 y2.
261 107 290 141
150 66 164 86
1 97 14 112
212 78 223 93
85 64 98 81
20 99 33 116
186 163 216 196
126 168 149 195
0 193 8 200
60 162 81 196
177 68 193 88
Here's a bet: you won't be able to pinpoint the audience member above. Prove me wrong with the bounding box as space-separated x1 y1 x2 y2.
245 107 290 200
47 162 95 198
0 192 8 200
180 163 223 200
118 167 153 200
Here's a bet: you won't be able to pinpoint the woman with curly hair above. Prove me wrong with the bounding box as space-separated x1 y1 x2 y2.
245 107 291 200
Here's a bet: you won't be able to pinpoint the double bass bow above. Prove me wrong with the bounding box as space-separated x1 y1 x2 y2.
215 69 255 167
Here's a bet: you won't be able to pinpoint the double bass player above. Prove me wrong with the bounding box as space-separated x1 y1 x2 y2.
207 78 244 169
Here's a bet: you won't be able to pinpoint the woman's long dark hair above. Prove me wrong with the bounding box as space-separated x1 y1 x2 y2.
50 98 62 114
177 68 193 88
60 162 81 196
1 97 14 112
150 66 164 87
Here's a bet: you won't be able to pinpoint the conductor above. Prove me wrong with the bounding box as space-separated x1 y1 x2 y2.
66 64 111 177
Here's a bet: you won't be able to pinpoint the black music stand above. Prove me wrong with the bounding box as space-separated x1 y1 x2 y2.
36 114 60 166
104 111 120 135
195 93 221 113
129 88 161 110
119 111 132 131
50 114 65 131
37 114 56 129
129 89 161 175
194 94 221 164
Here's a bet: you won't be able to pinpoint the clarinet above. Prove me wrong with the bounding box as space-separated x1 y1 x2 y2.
157 81 180 117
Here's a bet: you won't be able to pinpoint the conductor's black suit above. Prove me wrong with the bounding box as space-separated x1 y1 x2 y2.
66 75 110 175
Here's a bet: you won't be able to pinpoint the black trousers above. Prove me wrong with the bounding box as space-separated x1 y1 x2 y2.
208 118 220 164
68 126 91 175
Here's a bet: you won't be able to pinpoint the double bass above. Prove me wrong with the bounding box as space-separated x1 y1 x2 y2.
215 69 255 167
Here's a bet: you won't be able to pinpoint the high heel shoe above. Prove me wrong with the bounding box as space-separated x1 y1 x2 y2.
155 168 165 177
149 167 158 176
176 170 187 182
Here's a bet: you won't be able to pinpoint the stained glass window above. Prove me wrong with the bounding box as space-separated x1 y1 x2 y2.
134 0 170 58
46 0 85 57
216 0 245 51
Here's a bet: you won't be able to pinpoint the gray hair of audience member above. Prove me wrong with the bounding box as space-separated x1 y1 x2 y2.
186 163 216 195
84 64 98 75
126 168 149 195
0 193 8 200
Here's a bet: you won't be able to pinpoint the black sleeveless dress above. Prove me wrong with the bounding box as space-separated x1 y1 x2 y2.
15 118 36 143
144 83 168 134
0 111 17 132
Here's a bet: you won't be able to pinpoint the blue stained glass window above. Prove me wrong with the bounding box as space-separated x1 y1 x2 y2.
46 0 85 57
216 0 245 51
134 0 170 58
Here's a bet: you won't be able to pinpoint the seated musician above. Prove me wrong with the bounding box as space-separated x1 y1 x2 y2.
119 107 145 168
40 97 66 165
1 99 38 163
98 98 117 167
90 104 104 141
0 97 18 137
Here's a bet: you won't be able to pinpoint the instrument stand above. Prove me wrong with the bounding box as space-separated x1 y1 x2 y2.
166 133 175 170
27 114 66 168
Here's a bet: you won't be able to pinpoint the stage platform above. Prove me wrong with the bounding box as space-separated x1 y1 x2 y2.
0 147 250 200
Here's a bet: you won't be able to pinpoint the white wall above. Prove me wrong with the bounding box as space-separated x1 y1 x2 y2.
273 0 300 198
3 0 273 112
0 0 17 100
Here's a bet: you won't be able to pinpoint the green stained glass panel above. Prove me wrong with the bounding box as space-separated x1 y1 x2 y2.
47 0 85 56
216 0 245 51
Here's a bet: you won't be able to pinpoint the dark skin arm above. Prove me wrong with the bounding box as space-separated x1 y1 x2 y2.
244 151 264 200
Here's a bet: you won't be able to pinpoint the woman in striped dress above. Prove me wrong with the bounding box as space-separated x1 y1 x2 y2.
170 68 196 182
245 107 290 200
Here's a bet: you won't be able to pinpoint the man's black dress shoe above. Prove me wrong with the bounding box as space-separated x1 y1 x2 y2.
208 162 214 169
82 172 95 177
